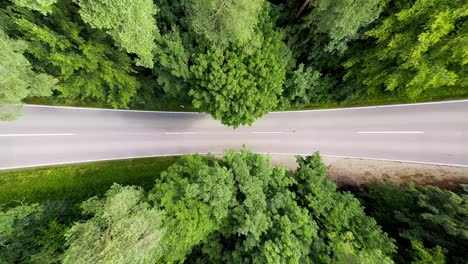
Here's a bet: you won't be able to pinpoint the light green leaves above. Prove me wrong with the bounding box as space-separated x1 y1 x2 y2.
187 0 264 47
0 28 56 120
64 184 165 264
75 0 159 68
11 0 58 15
344 0 467 98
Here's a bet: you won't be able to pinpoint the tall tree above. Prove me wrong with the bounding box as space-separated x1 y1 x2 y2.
293 154 396 263
64 184 165 264
187 0 264 47
7 2 141 108
149 154 235 263
190 8 291 127
0 201 71 263
75 0 159 68
344 0 468 99
0 27 56 120
288 0 387 63
358 183 468 263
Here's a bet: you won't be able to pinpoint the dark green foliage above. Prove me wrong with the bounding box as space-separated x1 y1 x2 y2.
4 1 141 108
0 27 56 120
344 0 468 99
190 8 291 127
409 240 446 264
147 150 394 263
64 184 165 263
294 154 395 263
186 0 264 47
75 0 159 68
149 154 235 263
153 28 191 98
282 63 336 108
0 201 72 263
357 183 468 263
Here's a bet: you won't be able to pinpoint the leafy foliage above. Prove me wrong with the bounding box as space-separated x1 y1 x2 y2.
190 8 291 127
11 0 58 15
8 2 141 108
187 0 264 47
358 183 468 263
344 0 468 99
0 27 56 120
64 184 165 264
304 0 387 54
75 0 159 68
294 154 396 263
0 201 71 263
149 154 234 263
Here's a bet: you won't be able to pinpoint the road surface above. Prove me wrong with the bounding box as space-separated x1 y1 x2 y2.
1 100 467 169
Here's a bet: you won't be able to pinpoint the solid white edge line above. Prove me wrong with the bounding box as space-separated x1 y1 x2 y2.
25 104 203 114
1 152 467 170
25 99 468 114
164 132 197 135
356 131 424 134
270 99 468 113
251 132 285 134
0 133 75 137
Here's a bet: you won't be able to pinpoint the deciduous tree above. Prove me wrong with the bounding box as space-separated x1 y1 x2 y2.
64 184 165 264
75 0 159 67
0 27 56 120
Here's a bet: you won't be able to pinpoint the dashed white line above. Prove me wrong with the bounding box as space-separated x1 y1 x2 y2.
0 133 75 137
357 131 424 134
164 132 197 135
251 132 285 134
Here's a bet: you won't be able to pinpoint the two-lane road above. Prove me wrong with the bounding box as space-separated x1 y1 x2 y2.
1 100 467 169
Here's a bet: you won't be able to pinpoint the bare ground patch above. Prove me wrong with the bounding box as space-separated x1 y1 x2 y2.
268 155 468 190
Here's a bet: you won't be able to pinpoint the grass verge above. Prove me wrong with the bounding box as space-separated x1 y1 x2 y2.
0 157 179 207
24 97 196 112
295 88 468 110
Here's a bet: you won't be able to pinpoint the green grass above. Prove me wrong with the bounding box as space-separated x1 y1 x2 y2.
0 157 179 207
294 88 468 111
24 97 196 112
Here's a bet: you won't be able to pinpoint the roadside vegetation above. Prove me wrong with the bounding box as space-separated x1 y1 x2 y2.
1 0 466 124
0 156 178 206
1 150 466 263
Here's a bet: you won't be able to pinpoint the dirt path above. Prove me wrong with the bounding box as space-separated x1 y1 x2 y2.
268 155 468 190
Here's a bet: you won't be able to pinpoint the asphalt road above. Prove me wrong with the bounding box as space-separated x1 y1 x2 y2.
1 100 467 169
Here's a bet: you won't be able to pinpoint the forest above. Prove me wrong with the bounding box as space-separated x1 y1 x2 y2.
1 151 467 263
1 0 466 125
1 0 467 263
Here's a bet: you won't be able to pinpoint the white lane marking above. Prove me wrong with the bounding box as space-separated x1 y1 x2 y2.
164 132 197 135
357 131 424 134
271 99 468 113
252 132 285 134
0 133 75 137
1 152 467 171
26 99 468 114
26 104 202 114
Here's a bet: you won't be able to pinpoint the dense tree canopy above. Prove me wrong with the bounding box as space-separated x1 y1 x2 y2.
187 0 264 47
1 0 466 124
63 184 165 264
2 150 466 263
75 0 159 68
190 8 291 127
344 0 467 98
0 27 56 120
299 0 387 54
60 151 394 263
358 183 468 263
